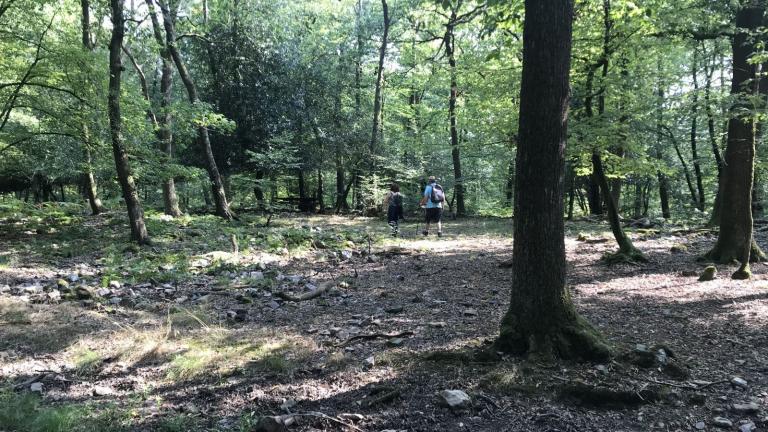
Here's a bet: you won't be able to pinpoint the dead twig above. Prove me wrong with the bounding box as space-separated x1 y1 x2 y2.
335 330 415 347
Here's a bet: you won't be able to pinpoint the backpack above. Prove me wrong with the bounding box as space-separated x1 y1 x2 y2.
430 184 445 204
391 192 403 207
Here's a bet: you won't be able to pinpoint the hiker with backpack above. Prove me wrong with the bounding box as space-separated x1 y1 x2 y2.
384 183 404 237
419 176 445 237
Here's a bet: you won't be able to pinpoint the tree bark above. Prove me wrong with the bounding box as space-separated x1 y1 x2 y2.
655 82 671 219
108 0 150 244
446 16 466 217
369 0 389 163
495 0 609 361
80 0 104 216
146 0 181 216
690 48 706 211
705 4 767 268
155 0 233 220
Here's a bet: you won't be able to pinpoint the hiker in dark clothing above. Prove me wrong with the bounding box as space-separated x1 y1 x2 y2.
384 183 404 237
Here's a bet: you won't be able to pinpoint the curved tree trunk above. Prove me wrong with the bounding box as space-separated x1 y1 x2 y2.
146 0 181 216
496 0 609 361
705 5 767 269
155 0 233 220
108 0 149 244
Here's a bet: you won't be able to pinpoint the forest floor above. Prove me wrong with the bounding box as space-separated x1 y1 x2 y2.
0 201 767 432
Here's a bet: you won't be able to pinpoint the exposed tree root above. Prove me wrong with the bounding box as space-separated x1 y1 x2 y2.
335 330 414 347
601 247 648 265
495 314 611 362
559 381 663 408
703 240 767 264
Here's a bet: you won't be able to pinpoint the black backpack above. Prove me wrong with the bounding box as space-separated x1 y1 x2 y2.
391 192 403 207
430 184 445 204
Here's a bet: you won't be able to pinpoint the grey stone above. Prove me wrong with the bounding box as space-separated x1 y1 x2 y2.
268 300 281 310
93 386 114 396
732 402 760 414
385 306 404 314
338 413 364 422
694 421 706 430
96 288 111 297
0 284 9 293
30 382 43 392
109 297 122 305
279 399 296 413
739 422 756 432
47 290 61 302
108 280 121 289
363 356 375 368
713 417 733 429
438 390 471 410
386 338 404 347
731 377 749 389
429 321 447 328
463 308 478 317
67 273 79 283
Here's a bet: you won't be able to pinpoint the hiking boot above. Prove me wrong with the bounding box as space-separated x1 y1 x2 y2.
422 230 428 236
437 231 443 238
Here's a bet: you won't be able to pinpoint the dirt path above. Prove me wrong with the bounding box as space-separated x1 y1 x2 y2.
0 213 767 431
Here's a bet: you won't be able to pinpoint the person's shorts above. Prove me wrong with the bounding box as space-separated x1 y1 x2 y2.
425 207 443 223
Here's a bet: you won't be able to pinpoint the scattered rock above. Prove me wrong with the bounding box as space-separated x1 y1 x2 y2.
363 356 375 368
30 382 43 393
93 386 115 396
96 288 111 297
438 389 471 410
47 290 61 302
699 266 717 282
429 321 447 328
0 284 9 293
67 273 80 283
386 338 404 347
268 300 281 310
739 422 756 432
279 399 296 413
108 280 122 289
712 417 733 428
670 244 688 253
731 377 748 389
385 306 404 314
254 415 288 432
463 308 478 317
732 402 760 414
694 421 706 430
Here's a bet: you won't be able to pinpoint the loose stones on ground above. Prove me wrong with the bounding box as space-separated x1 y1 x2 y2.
438 390 471 410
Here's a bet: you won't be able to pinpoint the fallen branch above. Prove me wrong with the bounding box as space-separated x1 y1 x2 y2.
257 411 364 432
336 330 415 347
275 281 334 302
13 373 46 390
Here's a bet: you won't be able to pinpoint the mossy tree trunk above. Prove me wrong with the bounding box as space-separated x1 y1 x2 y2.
496 0 610 361
108 0 149 245
705 4 767 267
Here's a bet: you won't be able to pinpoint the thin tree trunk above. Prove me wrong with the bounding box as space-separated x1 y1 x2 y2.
496 0 609 361
80 0 104 216
108 0 149 244
369 0 389 163
446 17 465 217
690 48 706 211
146 0 181 216
705 4 767 270
155 0 233 220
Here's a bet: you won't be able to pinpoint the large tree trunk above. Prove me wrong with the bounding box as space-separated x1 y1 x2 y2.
369 0 389 162
690 48 706 211
496 0 609 361
446 18 466 217
146 0 181 216
108 0 150 244
155 0 233 220
705 5 767 270
80 0 104 216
